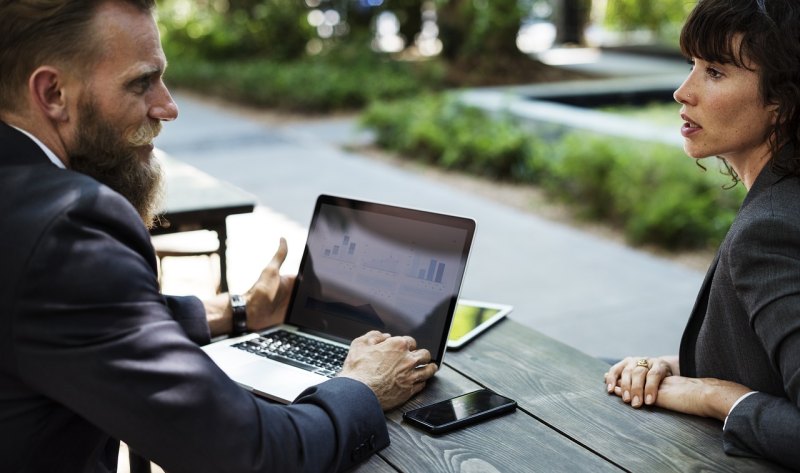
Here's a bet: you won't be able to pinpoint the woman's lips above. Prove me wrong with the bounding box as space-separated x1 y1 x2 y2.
680 114 702 138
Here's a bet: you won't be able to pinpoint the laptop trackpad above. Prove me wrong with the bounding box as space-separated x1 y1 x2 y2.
210 347 328 404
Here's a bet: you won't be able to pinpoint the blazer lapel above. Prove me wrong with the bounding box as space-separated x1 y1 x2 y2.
679 251 720 377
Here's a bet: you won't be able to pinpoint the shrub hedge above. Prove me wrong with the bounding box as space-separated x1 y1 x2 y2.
163 46 445 113
360 94 746 249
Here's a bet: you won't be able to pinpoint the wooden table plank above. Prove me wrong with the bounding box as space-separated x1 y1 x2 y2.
445 319 790 472
154 152 256 221
360 365 621 473
353 454 398 473
151 151 256 292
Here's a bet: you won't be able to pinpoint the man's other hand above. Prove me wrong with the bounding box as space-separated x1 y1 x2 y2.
339 331 438 411
245 237 295 331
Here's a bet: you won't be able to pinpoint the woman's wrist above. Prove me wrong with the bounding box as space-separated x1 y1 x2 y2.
701 380 752 421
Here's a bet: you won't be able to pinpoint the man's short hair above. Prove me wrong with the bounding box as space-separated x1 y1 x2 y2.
0 0 156 113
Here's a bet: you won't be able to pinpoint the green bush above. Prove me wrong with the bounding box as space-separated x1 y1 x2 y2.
164 46 443 112
158 0 313 61
604 0 692 45
361 95 549 181
542 132 745 248
360 95 747 250
546 133 625 219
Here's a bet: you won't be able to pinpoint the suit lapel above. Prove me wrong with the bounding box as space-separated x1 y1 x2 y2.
678 251 720 377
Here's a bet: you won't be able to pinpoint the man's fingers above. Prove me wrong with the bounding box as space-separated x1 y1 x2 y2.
407 363 437 387
269 237 288 268
417 362 437 381
353 330 389 346
412 348 432 366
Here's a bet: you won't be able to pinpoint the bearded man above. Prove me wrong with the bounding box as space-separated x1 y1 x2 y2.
0 1 436 472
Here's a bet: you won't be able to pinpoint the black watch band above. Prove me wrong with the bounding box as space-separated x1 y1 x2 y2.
230 294 247 336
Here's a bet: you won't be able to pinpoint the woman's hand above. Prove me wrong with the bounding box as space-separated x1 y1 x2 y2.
244 237 296 331
605 355 679 408
652 376 752 421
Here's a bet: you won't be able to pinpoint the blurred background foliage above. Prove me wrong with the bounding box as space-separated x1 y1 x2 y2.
159 0 314 60
361 96 745 250
603 0 693 45
157 0 688 64
157 0 742 252
158 0 691 105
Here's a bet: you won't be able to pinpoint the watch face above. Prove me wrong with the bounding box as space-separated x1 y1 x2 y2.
231 294 245 308
231 295 247 334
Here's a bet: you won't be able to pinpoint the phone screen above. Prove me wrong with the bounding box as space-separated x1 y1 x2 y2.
403 389 516 434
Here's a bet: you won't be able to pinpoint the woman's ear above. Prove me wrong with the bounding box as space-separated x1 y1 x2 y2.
28 66 71 122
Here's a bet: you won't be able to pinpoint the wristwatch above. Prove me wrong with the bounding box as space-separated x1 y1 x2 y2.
230 294 247 336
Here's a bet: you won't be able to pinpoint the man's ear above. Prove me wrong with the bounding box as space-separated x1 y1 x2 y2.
28 66 71 122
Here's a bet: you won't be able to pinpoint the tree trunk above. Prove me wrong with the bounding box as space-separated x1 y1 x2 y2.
554 0 591 46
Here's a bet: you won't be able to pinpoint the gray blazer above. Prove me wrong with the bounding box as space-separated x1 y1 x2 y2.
679 164 800 470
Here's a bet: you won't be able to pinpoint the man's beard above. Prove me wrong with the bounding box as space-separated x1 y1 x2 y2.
68 100 165 229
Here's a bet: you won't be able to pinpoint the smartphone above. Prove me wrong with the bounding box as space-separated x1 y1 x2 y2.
402 389 517 434
447 300 513 350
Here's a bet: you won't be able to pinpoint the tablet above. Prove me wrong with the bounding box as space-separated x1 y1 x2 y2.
446 299 513 350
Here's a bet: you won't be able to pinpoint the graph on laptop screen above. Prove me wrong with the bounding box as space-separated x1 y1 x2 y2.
288 199 474 358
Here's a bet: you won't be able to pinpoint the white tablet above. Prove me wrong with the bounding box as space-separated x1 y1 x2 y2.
446 299 513 350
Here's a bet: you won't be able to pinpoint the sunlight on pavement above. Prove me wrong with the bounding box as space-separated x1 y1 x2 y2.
157 205 307 298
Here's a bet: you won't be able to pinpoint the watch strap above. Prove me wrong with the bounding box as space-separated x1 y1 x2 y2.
230 294 247 336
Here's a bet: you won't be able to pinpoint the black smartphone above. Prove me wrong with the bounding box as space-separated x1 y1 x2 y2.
402 388 517 434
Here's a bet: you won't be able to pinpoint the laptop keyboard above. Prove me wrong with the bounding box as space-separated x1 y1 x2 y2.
232 330 349 378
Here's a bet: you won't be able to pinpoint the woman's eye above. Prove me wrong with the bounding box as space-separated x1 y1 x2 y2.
706 67 722 79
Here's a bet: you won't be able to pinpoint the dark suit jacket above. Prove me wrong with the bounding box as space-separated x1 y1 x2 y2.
0 122 389 473
680 164 800 470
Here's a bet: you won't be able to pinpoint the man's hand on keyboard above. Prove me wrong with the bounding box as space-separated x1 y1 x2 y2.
338 331 438 411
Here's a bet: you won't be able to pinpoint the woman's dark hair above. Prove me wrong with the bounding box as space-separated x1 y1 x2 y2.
681 0 800 177
0 0 156 113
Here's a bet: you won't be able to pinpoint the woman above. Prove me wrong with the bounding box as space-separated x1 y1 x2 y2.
604 0 800 469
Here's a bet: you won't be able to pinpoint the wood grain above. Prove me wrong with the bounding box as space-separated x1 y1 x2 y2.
445 319 790 473
375 365 621 473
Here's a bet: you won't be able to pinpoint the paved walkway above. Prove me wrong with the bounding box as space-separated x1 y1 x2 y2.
154 49 704 361
154 84 705 361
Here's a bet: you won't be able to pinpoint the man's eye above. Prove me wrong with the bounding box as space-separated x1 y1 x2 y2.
133 77 151 93
687 58 695 70
706 67 722 79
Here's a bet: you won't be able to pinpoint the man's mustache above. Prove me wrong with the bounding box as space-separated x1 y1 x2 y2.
128 121 161 147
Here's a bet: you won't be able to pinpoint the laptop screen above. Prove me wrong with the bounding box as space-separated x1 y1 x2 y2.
285 195 476 363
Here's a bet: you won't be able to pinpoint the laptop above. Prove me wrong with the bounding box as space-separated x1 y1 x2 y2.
202 194 476 403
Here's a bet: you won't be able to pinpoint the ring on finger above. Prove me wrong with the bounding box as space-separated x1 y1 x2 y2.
636 358 649 368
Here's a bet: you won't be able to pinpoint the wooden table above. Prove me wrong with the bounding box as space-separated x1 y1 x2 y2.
355 319 790 472
150 151 256 293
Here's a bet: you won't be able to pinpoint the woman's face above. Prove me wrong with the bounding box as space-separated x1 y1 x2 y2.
673 38 776 172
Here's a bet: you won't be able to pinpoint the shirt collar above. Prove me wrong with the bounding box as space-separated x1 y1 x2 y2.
9 125 66 169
